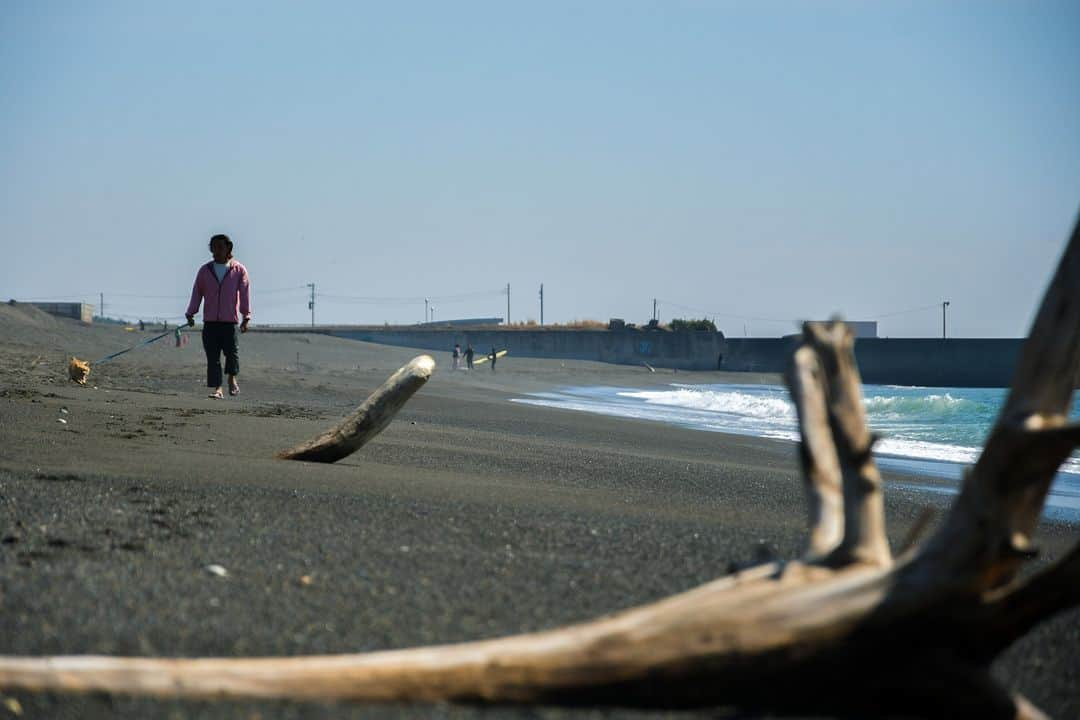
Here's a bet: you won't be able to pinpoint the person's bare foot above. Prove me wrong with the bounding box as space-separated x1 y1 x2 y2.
208 388 224 399
228 378 239 396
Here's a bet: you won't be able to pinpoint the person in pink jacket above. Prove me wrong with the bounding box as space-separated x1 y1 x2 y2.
185 234 252 399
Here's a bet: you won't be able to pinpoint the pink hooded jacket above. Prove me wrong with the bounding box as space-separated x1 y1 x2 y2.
186 260 252 323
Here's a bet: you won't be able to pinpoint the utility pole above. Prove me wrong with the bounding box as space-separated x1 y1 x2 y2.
99 292 104 320
539 283 544 326
425 298 429 324
307 283 315 327
653 298 657 322
942 300 950 339
506 282 511 325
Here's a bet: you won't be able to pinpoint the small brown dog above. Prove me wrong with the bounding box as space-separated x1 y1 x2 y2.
68 357 90 385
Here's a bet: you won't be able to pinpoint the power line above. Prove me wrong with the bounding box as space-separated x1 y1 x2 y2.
317 288 505 305
871 302 942 319
656 299 795 326
657 298 952 326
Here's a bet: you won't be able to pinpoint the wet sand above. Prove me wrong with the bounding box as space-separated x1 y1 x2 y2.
1 304 1077 719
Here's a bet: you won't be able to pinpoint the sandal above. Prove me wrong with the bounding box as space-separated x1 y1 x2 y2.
208 389 224 399
229 383 240 396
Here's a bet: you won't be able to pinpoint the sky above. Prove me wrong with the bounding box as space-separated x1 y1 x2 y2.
1 1 1078 337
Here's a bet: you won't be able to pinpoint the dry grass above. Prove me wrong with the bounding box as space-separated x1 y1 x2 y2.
497 319 668 330
552 319 609 329
499 319 610 330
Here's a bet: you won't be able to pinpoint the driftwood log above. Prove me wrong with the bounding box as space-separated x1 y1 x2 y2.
276 354 435 462
2 218 1079 718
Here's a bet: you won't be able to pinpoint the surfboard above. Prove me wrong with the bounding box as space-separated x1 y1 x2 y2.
472 349 508 366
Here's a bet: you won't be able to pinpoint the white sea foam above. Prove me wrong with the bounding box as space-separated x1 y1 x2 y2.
618 388 795 419
511 383 1080 477
864 393 974 416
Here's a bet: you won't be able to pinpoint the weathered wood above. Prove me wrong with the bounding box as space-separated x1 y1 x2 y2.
900 216 1080 596
276 355 435 462
976 542 1080 660
786 344 844 561
803 320 892 568
3 217 1080 718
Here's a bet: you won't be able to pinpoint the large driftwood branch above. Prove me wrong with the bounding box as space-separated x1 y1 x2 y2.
786 344 844 561
975 541 1080 660
277 355 435 462
2 215 1080 718
899 216 1080 596
803 320 892 568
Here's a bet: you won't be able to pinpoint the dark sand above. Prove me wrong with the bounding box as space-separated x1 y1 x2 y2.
1 303 1077 719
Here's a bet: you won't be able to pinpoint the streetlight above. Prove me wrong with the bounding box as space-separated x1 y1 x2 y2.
942 300 950 339
425 298 429 324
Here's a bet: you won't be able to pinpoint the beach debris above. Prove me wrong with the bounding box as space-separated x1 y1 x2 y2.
2 219 1080 718
67 357 90 385
277 355 435 463
1 696 22 716
59 407 68 414
56 418 67 425
203 564 228 578
298 575 313 587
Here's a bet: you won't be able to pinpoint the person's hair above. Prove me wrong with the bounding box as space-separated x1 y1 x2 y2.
209 233 234 258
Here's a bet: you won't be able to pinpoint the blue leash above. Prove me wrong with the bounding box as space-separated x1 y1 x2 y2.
93 329 181 365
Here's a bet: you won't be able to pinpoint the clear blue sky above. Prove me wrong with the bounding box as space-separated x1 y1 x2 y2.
2 1 1078 336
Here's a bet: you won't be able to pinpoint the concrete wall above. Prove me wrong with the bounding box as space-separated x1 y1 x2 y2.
320 327 726 371
29 302 94 324
259 326 1023 387
722 337 1022 387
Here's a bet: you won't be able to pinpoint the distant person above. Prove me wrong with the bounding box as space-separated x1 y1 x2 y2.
185 233 252 399
464 344 475 370
489 346 497 372
139 319 145 331
452 343 461 371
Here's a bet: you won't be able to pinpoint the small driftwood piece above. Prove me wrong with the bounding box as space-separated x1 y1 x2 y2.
2 218 1080 718
276 355 435 462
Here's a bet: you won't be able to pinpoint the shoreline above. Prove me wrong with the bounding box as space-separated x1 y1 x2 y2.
503 376 1080 525
1 311 1077 718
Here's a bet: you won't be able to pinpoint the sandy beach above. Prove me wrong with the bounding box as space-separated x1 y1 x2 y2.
1 303 1077 719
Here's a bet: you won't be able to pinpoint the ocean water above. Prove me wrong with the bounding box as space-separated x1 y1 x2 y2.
511 383 1080 522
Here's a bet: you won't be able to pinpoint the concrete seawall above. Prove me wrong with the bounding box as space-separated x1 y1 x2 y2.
258 326 1023 388
723 337 1022 387
325 327 726 372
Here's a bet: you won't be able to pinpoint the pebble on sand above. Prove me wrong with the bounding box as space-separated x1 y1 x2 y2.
204 564 228 578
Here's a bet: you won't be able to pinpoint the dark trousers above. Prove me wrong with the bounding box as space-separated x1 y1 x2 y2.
202 322 239 387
